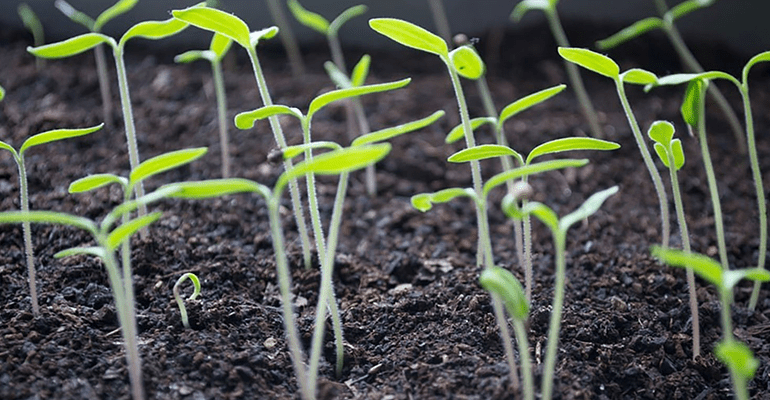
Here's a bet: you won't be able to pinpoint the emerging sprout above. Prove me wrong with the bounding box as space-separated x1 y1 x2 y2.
18 3 45 70
173 272 201 329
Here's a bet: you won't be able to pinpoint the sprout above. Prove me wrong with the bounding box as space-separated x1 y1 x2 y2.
173 273 201 329
18 3 45 70
511 0 603 138
0 124 103 315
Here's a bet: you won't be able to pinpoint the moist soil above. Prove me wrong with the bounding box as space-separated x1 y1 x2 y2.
1 21 769 400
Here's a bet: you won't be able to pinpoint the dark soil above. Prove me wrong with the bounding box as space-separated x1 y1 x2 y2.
1 20 769 400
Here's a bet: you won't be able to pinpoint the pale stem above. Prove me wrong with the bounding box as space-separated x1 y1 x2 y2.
719 290 748 400
17 158 38 315
426 0 452 45
265 0 306 77
302 120 327 260
541 234 566 400
511 318 534 400
211 59 230 178
94 43 114 129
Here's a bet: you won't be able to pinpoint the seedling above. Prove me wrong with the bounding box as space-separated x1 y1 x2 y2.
0 124 103 315
55 0 139 128
648 50 770 309
174 272 201 329
511 0 603 138
426 0 453 45
648 120 700 358
265 0 306 76
172 5 314 268
595 0 745 153
18 3 45 70
175 34 234 177
503 184 619 400
559 47 671 250
0 83 5 101
652 247 770 400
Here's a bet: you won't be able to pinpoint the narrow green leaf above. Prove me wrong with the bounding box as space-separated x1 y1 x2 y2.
0 210 96 234
106 212 162 250
329 5 368 37
647 120 675 145
558 47 619 79
510 0 554 22
94 0 139 32
324 61 352 88
369 18 448 57
172 6 251 49
287 0 330 35
450 46 485 80
130 148 208 186
743 50 770 83
283 141 343 160
483 158 589 198
0 140 19 158
55 0 96 31
28 33 114 59
448 144 519 163
411 188 476 212
55 246 106 259
353 110 445 147
595 18 664 50
174 49 211 64
681 79 705 127
498 84 566 127
103 185 181 229
653 142 669 168
621 68 658 85
479 267 529 320
350 54 371 87
234 105 304 130
559 186 619 232
164 178 270 200
249 26 279 48
69 174 127 194
671 139 685 170
723 269 770 293
651 246 723 289
654 71 739 88
20 124 103 155
714 339 759 380
446 117 496 144
209 32 232 60
526 137 619 164
0 84 5 101
119 17 189 48
521 201 560 232
668 0 713 21
308 78 410 118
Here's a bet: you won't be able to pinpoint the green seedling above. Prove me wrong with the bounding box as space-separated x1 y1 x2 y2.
559 47 671 250
55 0 138 128
175 34 234 178
18 3 45 70
28 10 199 231
648 51 770 309
0 124 103 315
595 0 745 153
648 120 700 358
173 272 201 329
511 0 603 138
0 84 5 101
652 247 770 400
503 184 618 400
412 158 591 394
172 5 314 268
265 0 306 76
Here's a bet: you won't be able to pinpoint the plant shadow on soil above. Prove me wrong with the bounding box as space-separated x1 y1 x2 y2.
1 20 769 400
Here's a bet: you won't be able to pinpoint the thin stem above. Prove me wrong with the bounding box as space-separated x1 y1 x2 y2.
94 43 114 129
246 46 313 269
720 290 734 342
615 80 670 249
302 120 327 260
523 213 533 302
211 60 230 178
541 234 566 400
17 158 38 315
265 0 306 77
511 318 534 400
545 10 603 138
426 0 452 45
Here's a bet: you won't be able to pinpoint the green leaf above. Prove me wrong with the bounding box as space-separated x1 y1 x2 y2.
448 144 519 163
595 18 664 50
445 117 496 144
411 188 476 212
668 0 714 21
69 174 127 194
653 71 739 88
0 210 96 234
324 61 352 88
164 178 270 200
0 140 19 158
651 246 723 289
621 68 658 85
18 3 44 45
723 268 770 293
250 26 279 48
173 6 251 49
714 339 759 380
106 212 162 250
329 5 368 37
175 272 202 300
234 105 304 130
647 120 675 145
283 141 343 160
103 185 181 229
521 201 560 232
510 0 555 22
55 0 96 31
526 137 619 164
54 246 106 259
119 17 189 48
483 158 589 198
209 32 233 60
94 0 138 32
743 50 770 84
681 79 705 127
287 0 330 35
308 78 410 118
130 148 208 186
449 46 485 80
350 54 371 87
20 124 103 155
653 143 670 168
559 186 619 232
369 18 448 57
558 47 619 79
479 267 529 320
0 84 5 101
353 110 445 147
498 84 566 127
28 33 114 59
671 139 685 170
174 49 211 64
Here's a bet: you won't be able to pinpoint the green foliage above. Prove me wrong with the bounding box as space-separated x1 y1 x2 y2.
448 144 520 163
445 117 496 144
411 188 477 212
18 3 44 47
175 33 233 63
511 0 560 22
287 0 330 34
369 18 448 57
557 47 619 79
352 111 445 147
479 267 529 320
56 0 138 32
498 84 566 128
715 340 759 381
450 46 485 80
526 137 619 165
648 121 685 171
172 6 252 49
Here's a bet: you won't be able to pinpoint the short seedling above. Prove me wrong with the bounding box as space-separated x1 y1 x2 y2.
648 120 700 358
18 3 45 70
175 34 234 178
652 247 770 400
55 0 139 128
503 184 619 400
559 47 671 250
174 272 201 329
511 0 603 138
0 124 103 315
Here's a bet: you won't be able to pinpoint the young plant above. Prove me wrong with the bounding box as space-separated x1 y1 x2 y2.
511 0 603 138
0 123 103 315
649 51 770 309
173 272 201 329
652 247 770 400
265 0 306 77
559 47 671 250
18 3 45 70
595 0 745 153
172 5 314 268
426 0 453 45
55 0 139 129
648 120 700 358
503 184 619 400
175 33 234 178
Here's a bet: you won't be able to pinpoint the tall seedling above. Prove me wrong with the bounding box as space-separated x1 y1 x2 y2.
511 0 603 138
55 0 139 129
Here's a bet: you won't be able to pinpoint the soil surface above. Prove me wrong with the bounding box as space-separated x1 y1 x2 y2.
1 20 770 400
